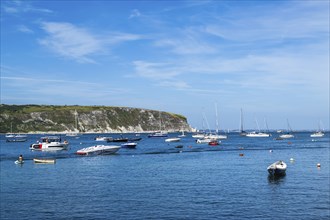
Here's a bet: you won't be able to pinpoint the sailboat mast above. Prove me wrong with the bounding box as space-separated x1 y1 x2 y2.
75 110 79 132
215 103 219 133
240 108 244 132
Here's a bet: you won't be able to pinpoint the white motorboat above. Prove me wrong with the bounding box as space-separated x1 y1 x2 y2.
310 131 324 138
192 133 205 139
148 131 168 138
279 133 294 139
196 138 212 144
165 137 181 142
76 145 121 155
204 134 227 140
246 132 270 137
30 136 69 151
95 136 113 141
267 161 287 175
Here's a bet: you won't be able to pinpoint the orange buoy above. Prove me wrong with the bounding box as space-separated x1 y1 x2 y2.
239 153 244 157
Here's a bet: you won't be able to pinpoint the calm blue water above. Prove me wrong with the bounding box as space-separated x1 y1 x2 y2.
1 132 329 219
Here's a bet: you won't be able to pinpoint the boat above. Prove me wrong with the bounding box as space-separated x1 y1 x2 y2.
121 142 137 148
148 131 168 138
246 118 271 137
76 145 121 155
239 108 247 136
165 137 181 142
196 138 212 144
178 130 186 138
6 123 28 139
175 145 183 148
95 136 113 141
15 160 24 164
6 137 27 142
148 111 168 138
310 131 324 138
33 158 56 164
30 136 69 151
66 110 79 137
128 137 142 141
279 133 294 139
208 140 220 146
204 133 227 140
246 132 270 137
111 137 129 142
208 103 228 140
192 133 205 139
6 133 15 138
6 132 27 142
310 121 325 137
279 119 294 139
267 160 287 176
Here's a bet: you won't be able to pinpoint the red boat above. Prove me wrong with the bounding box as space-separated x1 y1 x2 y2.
208 140 219 146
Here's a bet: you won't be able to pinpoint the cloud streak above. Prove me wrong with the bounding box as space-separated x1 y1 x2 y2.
38 22 142 63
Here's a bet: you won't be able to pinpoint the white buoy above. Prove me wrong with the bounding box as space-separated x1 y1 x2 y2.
269 150 273 153
290 158 295 162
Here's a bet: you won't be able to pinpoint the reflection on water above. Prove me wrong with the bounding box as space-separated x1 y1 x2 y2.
268 173 286 184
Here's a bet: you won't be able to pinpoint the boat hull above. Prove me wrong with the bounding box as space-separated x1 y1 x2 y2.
279 134 294 139
165 138 181 142
30 143 69 151
267 161 287 176
33 158 56 164
121 143 137 148
76 145 121 156
30 136 69 151
310 132 324 138
246 132 270 137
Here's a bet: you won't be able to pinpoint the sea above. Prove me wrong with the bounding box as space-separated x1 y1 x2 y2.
0 132 329 220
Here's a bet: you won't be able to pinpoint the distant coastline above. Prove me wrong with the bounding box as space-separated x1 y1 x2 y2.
0 104 192 134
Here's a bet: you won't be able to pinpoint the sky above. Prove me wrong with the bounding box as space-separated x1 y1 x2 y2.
1 0 329 131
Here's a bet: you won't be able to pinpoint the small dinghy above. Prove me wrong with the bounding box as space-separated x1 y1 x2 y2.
267 160 287 176
15 160 24 164
33 158 56 164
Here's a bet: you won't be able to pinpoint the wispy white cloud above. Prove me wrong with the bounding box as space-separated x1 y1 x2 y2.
17 25 33 33
156 80 190 90
0 74 132 104
38 22 102 63
38 22 142 63
1 76 97 85
129 9 141 19
3 6 19 14
133 60 182 80
2 0 53 14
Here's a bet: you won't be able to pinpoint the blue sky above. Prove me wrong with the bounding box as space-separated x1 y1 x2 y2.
1 0 329 131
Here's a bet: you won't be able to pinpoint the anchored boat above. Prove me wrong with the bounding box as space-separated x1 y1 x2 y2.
30 136 69 151
33 158 56 164
267 160 287 176
76 145 121 156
